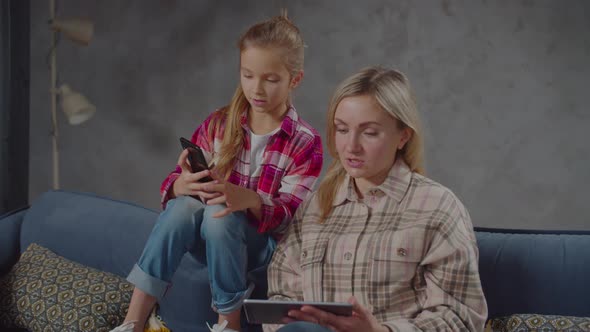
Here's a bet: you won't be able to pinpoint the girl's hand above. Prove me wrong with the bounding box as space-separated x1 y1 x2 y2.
285 296 388 332
202 175 262 218
172 149 222 202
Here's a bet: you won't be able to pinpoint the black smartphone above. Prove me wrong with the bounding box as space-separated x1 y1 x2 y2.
179 137 214 183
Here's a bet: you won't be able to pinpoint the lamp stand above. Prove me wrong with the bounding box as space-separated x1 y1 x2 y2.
50 0 59 190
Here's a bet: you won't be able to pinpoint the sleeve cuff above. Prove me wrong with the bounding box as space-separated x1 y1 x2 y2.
161 173 180 208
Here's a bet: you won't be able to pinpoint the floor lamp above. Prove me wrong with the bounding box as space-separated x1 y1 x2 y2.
49 0 95 189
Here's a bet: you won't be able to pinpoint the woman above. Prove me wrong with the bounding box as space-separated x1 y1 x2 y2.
265 67 487 332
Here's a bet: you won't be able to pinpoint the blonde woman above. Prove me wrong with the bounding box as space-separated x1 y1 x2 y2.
265 67 487 332
111 13 323 332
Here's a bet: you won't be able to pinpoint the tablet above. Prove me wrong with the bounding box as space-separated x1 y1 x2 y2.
243 299 353 324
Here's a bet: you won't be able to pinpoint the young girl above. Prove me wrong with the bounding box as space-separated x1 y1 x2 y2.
264 67 487 332
111 13 323 332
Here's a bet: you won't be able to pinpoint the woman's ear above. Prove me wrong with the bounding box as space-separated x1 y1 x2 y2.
290 71 304 88
397 127 412 150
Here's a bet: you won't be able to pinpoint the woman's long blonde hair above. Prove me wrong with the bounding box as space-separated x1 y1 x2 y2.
317 66 425 222
210 11 305 178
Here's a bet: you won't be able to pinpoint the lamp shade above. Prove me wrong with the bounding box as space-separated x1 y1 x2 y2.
58 84 96 125
50 18 94 45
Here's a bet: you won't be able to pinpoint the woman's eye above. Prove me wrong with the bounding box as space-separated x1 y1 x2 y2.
267 78 279 83
336 128 348 134
364 131 378 136
242 74 253 79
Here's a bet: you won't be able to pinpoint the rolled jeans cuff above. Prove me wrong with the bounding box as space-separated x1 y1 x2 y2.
212 282 255 314
127 263 170 301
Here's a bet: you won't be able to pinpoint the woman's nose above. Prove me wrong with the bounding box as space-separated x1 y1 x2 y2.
346 134 362 153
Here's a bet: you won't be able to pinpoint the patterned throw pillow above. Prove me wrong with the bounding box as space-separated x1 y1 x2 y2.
0 243 133 332
486 313 590 332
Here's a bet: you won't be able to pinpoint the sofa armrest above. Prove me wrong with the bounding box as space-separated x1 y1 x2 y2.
0 207 28 275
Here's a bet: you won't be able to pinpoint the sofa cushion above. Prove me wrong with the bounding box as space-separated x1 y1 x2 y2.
476 228 590 318
19 191 160 277
486 313 590 332
0 243 132 331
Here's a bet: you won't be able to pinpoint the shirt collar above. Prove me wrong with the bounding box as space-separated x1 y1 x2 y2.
332 157 413 206
240 105 298 138
333 173 355 206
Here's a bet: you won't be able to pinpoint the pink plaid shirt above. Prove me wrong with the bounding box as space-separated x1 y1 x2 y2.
160 106 323 239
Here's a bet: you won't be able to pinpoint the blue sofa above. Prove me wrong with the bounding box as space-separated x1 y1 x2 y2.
1 190 589 331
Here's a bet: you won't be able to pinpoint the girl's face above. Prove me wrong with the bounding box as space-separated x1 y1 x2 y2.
334 95 411 194
240 46 300 117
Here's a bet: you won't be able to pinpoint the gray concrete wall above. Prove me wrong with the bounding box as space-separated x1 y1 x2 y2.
29 0 590 230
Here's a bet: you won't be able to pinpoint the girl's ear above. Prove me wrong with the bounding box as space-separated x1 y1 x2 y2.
290 71 304 89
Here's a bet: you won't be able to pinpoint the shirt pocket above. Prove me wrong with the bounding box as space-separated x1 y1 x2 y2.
368 232 424 285
367 232 424 314
300 238 328 300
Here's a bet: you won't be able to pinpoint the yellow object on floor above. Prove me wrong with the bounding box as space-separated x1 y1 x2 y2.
145 306 171 332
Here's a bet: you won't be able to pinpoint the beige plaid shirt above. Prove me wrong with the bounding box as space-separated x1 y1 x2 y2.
265 159 487 332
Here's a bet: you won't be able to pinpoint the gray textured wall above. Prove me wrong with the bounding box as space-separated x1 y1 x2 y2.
29 0 590 230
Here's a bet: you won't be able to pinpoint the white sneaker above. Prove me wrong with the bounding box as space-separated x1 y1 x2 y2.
207 320 239 332
109 320 137 332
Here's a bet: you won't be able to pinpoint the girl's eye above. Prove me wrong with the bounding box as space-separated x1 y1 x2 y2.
242 74 253 79
335 128 348 134
364 131 378 137
267 78 279 83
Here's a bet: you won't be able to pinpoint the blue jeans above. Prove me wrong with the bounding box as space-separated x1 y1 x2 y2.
278 322 332 332
127 196 276 314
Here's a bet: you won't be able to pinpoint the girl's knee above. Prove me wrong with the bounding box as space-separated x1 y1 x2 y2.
155 196 203 234
164 196 203 219
201 205 247 241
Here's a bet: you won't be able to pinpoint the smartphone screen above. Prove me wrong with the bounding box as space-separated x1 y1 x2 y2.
179 137 214 183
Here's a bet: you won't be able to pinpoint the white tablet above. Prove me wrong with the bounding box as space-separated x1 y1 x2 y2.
243 299 353 324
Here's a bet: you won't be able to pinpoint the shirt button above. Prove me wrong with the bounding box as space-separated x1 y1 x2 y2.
397 248 407 257
344 252 353 260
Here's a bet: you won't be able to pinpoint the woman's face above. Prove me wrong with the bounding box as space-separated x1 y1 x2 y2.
334 95 410 194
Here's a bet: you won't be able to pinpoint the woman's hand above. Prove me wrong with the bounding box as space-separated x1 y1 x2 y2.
171 149 222 202
202 174 263 219
285 296 388 332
